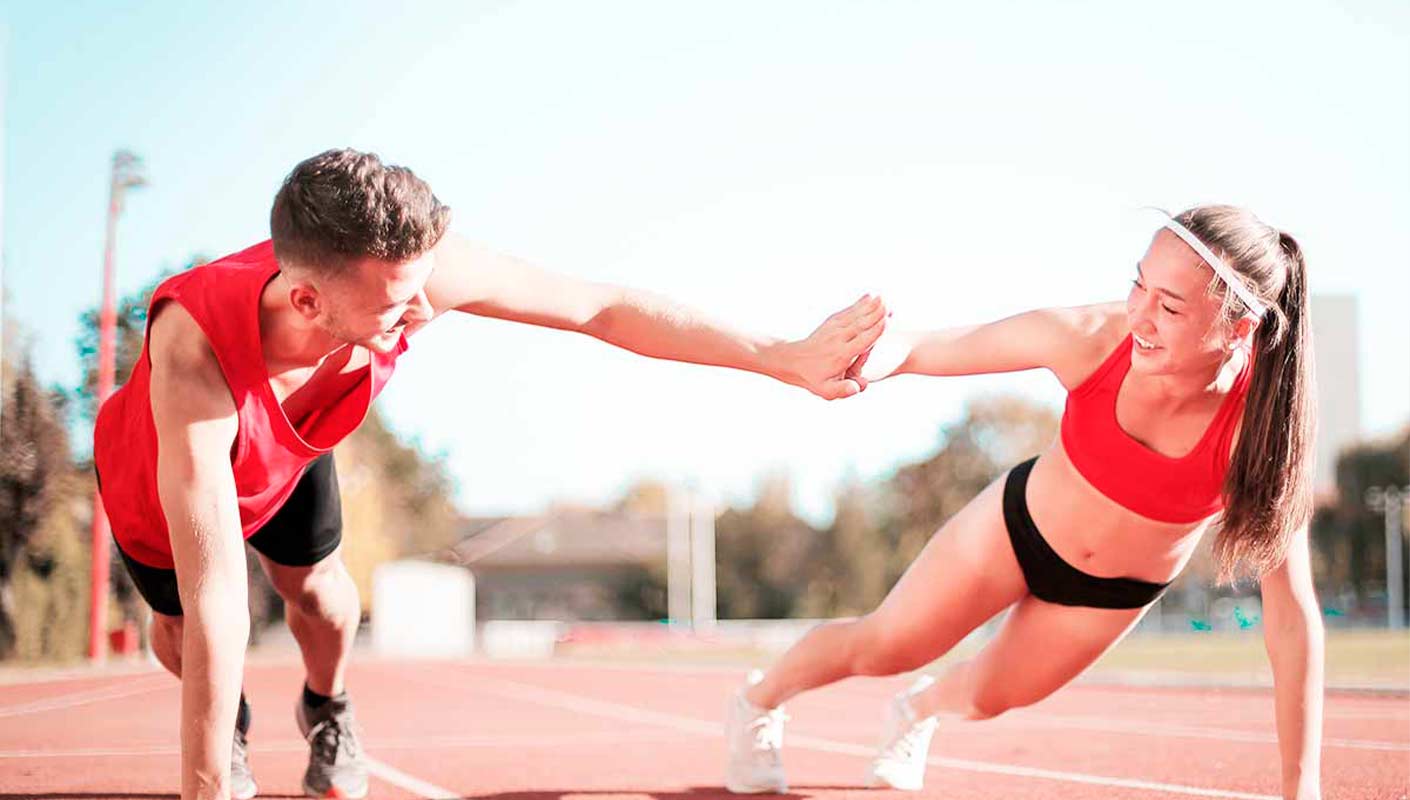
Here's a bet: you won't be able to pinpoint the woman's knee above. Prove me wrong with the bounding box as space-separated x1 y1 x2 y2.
848 615 932 677
967 673 1045 720
965 688 1014 720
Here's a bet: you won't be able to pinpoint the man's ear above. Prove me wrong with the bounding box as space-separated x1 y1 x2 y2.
287 276 323 322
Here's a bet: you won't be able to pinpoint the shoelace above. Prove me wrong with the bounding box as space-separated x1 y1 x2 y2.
879 702 934 764
307 716 362 763
232 729 250 765
747 708 788 764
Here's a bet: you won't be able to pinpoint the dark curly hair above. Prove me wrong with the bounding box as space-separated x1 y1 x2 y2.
270 148 451 273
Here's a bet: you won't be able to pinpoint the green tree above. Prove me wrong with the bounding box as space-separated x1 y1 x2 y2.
69 264 188 423
0 352 81 658
1312 428 1410 612
795 480 889 617
877 395 1059 588
715 473 819 619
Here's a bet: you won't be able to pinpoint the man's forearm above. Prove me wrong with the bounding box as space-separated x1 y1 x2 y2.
180 592 250 800
583 289 795 384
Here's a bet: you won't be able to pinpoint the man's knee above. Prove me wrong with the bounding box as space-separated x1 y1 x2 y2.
151 610 183 638
272 560 354 619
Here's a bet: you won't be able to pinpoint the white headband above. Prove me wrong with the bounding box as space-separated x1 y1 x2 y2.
1146 208 1267 320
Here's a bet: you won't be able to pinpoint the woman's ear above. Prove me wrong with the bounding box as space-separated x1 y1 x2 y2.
1227 315 1258 352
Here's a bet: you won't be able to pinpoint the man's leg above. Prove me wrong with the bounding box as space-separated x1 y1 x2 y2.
247 453 358 696
149 610 183 676
258 547 360 698
247 454 368 799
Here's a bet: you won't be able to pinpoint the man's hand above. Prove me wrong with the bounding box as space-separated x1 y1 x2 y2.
767 294 888 400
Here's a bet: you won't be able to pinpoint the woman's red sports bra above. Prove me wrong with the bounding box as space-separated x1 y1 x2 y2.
1059 334 1253 524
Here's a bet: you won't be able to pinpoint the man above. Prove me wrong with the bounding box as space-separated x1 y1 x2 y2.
93 148 887 800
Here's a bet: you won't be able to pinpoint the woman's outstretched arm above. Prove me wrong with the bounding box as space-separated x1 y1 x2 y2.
853 302 1125 389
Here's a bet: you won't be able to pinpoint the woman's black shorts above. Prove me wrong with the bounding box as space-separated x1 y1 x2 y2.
1004 457 1169 610
111 454 343 617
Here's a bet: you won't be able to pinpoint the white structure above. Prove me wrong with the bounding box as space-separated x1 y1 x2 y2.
1310 294 1361 498
666 485 717 632
371 560 475 658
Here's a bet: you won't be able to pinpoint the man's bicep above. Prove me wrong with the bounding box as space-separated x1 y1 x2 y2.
149 304 238 459
148 306 244 589
426 232 614 331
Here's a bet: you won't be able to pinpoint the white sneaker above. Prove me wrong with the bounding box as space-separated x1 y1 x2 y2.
724 669 788 794
866 674 938 791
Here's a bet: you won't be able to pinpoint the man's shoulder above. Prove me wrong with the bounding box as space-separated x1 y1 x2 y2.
213 239 276 268
154 240 276 296
148 300 220 378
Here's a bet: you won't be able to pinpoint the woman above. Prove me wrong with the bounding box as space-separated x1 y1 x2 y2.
724 206 1323 800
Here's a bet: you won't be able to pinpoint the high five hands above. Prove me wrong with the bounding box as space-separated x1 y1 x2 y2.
771 294 890 401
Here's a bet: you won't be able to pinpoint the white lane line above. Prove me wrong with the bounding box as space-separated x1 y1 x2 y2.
0 731 684 760
986 710 1410 752
427 673 1279 800
1324 708 1410 721
923 752 1278 800
366 757 460 800
0 675 170 718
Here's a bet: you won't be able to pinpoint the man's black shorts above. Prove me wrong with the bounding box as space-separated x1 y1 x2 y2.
111 454 343 617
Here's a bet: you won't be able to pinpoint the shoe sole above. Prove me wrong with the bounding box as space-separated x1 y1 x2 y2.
724 781 789 794
303 780 368 799
866 770 923 791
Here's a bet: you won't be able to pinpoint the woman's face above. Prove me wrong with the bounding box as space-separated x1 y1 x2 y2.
1125 229 1248 378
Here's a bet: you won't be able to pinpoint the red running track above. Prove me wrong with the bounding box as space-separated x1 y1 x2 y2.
0 655 1405 799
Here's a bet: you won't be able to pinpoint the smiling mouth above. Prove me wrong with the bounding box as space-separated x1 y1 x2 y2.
1133 333 1161 351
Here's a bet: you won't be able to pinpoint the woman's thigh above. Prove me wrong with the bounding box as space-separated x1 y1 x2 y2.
967 595 1148 715
858 472 1031 671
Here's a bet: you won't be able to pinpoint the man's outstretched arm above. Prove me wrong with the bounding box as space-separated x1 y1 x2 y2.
424 233 886 400
149 303 249 800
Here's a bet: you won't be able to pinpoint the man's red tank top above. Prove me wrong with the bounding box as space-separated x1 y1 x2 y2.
93 240 408 568
1060 334 1252 524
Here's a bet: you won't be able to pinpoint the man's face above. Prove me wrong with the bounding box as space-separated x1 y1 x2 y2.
289 251 437 354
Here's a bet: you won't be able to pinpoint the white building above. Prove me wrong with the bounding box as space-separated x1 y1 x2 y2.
1310 294 1361 499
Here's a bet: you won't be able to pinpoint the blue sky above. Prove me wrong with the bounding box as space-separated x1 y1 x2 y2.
3 1 1407 522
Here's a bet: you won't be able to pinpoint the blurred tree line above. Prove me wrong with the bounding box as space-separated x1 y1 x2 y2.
1311 429 1410 621
619 404 1408 624
602 396 1064 621
707 395 1060 619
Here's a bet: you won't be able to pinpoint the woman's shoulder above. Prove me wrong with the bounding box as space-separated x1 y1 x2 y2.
1043 303 1129 390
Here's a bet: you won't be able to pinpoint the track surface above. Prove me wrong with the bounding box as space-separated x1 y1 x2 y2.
1 656 1405 799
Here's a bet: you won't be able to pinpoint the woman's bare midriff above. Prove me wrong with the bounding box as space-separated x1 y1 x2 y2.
1025 437 1210 584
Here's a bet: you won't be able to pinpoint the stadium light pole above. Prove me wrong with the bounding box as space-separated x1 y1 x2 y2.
0 24 8 436
1367 485 1409 631
88 150 145 662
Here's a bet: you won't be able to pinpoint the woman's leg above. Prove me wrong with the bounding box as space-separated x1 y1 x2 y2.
746 473 1029 710
910 594 1149 721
